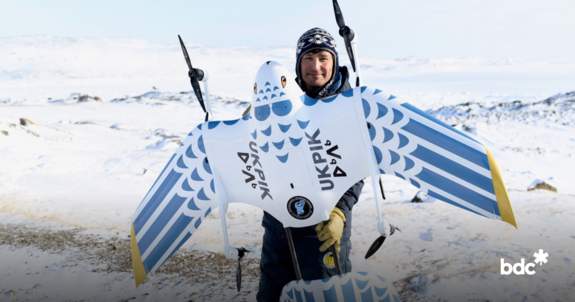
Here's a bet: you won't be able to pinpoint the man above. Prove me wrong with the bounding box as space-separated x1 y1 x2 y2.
256 27 364 302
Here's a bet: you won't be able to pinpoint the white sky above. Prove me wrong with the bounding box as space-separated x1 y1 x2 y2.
1 0 575 64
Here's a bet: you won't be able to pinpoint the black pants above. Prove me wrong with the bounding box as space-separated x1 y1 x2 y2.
256 227 352 302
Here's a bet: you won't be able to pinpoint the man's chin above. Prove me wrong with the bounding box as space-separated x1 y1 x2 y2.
304 79 327 89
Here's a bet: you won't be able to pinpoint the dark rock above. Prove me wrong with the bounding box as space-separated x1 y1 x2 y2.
411 191 425 203
20 118 36 126
78 94 103 103
527 179 557 192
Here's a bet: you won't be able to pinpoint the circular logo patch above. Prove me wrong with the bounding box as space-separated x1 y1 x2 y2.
323 252 335 269
287 196 313 220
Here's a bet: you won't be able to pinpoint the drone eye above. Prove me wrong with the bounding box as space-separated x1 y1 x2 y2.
281 76 286 88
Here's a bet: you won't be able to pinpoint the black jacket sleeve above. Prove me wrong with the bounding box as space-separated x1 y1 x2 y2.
335 180 364 238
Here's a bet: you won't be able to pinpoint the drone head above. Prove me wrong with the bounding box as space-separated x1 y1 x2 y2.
252 61 303 108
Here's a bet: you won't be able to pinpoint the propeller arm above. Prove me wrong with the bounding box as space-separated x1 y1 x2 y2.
203 78 213 120
355 86 396 259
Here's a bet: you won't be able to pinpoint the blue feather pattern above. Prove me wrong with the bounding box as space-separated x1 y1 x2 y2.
280 272 400 302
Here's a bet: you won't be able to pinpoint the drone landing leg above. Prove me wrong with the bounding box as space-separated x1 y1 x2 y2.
331 245 343 275
284 227 302 280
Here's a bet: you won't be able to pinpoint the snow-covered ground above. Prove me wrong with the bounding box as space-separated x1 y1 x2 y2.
1 36 574 301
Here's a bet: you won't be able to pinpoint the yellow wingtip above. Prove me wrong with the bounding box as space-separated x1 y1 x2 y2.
486 148 517 229
131 223 148 287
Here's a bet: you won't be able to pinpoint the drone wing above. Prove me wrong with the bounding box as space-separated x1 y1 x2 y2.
131 122 221 287
355 86 517 227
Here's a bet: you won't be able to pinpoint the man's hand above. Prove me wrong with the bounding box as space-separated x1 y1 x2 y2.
315 207 346 254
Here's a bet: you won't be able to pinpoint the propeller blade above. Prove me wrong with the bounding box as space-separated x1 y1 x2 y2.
332 1 357 72
178 35 194 72
365 235 386 259
332 0 346 29
389 224 397 236
343 36 357 72
189 75 206 112
178 35 207 113
236 258 242 292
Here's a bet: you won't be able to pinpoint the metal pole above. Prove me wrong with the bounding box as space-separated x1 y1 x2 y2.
331 245 343 275
284 227 302 280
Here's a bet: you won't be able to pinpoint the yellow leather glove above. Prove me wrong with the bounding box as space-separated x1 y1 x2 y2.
315 207 346 254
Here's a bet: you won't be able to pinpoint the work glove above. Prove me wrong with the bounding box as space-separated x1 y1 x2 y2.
315 207 346 254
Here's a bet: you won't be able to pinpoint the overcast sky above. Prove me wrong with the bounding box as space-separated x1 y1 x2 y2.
2 0 574 64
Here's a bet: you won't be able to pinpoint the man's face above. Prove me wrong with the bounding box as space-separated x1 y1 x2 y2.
300 50 333 90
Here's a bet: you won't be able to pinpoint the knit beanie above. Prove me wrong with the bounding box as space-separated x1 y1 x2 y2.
295 28 339 92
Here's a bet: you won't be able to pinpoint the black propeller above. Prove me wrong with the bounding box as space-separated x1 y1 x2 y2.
235 247 248 292
332 0 357 73
364 224 401 259
178 35 209 121
365 235 386 260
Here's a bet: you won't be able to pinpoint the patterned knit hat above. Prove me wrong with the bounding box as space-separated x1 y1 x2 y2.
295 28 339 88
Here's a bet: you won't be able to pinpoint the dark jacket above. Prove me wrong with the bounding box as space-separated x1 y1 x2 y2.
262 66 364 239
257 66 364 302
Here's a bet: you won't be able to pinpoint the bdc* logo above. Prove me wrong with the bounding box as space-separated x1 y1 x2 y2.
501 249 549 275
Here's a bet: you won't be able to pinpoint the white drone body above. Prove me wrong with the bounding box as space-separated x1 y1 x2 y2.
131 61 516 288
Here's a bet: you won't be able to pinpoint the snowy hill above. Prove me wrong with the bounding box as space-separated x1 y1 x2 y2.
1 36 574 301
429 91 575 125
2 36 574 103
